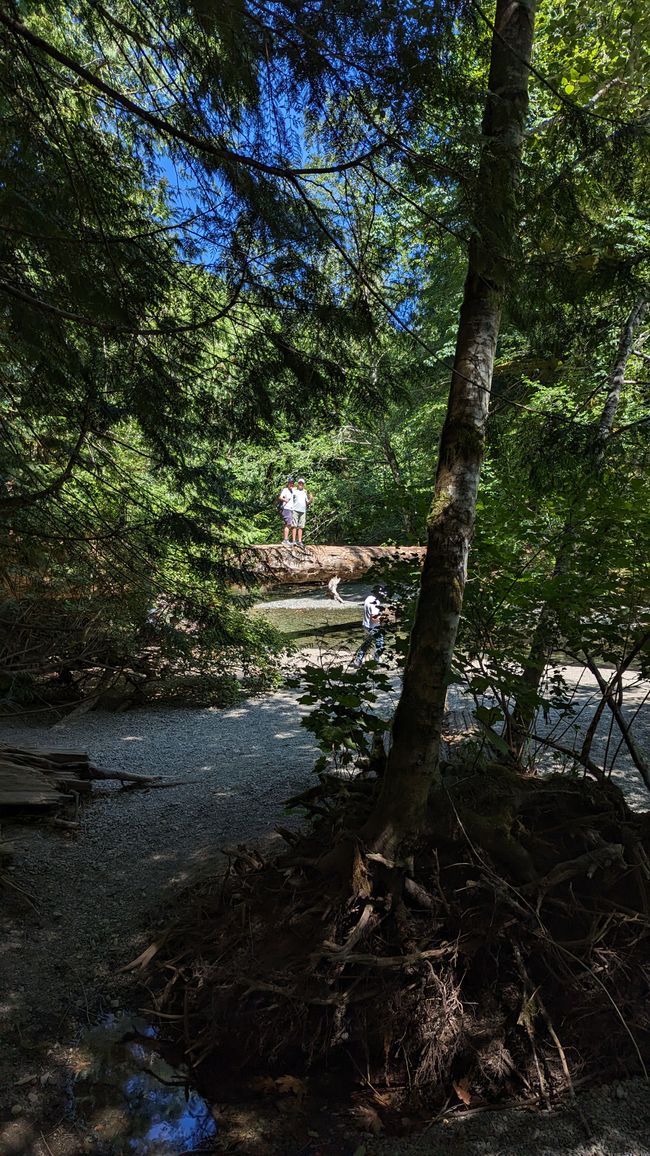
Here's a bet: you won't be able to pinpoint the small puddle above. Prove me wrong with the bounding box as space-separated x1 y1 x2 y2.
69 1014 216 1154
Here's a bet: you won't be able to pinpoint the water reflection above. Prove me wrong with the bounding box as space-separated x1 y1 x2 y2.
72 1015 216 1154
251 581 366 649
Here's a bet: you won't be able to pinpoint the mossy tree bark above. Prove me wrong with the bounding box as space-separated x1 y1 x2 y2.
363 0 538 852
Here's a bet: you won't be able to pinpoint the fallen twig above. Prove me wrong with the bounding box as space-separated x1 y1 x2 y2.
88 764 160 785
1 872 39 911
314 944 457 967
241 978 373 1006
321 902 379 958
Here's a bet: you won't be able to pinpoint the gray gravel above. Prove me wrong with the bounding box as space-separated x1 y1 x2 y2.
0 689 319 1038
373 1078 650 1156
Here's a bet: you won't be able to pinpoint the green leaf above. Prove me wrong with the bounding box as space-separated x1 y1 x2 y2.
487 730 510 755
474 705 503 727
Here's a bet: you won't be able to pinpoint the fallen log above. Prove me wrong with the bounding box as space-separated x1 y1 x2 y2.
0 746 148 813
239 544 425 587
0 748 91 774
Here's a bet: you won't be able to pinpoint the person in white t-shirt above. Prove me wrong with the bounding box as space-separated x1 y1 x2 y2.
353 586 386 667
291 477 312 547
277 476 295 545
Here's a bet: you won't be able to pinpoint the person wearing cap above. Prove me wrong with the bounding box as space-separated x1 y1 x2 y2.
353 585 386 667
291 477 312 547
277 476 295 546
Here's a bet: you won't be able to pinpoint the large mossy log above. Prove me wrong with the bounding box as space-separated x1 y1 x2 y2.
240 544 425 587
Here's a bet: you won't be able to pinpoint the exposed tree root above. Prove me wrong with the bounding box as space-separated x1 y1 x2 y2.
143 768 650 1129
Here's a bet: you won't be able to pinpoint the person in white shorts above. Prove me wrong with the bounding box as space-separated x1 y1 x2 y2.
291 477 312 547
278 476 295 545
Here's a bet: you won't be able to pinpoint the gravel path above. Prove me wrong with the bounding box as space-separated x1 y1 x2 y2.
0 662 648 1155
0 690 319 1036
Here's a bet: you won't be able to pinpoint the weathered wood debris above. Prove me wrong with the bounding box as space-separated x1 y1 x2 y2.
0 747 160 814
0 747 93 810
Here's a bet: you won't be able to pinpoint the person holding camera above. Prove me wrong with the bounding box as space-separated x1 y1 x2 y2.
353 585 387 667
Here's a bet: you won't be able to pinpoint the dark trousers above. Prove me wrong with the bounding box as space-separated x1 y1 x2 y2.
353 627 384 667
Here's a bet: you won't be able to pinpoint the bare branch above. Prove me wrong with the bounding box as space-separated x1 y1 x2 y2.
582 653 650 792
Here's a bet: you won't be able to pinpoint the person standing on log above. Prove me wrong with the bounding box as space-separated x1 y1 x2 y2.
278 476 295 546
291 477 312 548
353 585 386 667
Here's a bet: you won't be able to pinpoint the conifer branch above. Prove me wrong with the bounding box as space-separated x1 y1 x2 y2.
0 10 386 180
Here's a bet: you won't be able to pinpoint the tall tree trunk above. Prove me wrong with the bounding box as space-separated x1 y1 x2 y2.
363 0 538 852
510 291 648 754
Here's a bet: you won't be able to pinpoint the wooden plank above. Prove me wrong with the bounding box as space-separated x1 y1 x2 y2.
0 760 91 789
0 764 52 781
0 765 66 808
0 748 96 810
0 760 67 780
0 750 92 784
0 751 56 769
0 747 90 767
51 777 92 794
0 758 53 776
0 792 67 807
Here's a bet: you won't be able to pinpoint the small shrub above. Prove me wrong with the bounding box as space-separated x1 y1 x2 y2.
289 660 393 775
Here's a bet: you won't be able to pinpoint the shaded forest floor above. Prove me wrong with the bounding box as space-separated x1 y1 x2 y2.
149 766 650 1153
0 661 649 1155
